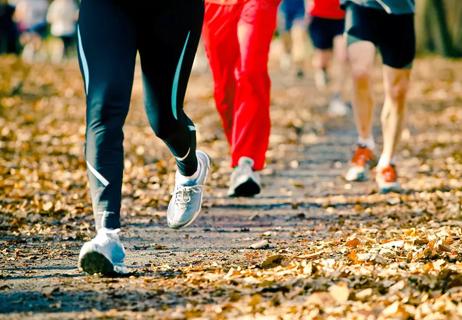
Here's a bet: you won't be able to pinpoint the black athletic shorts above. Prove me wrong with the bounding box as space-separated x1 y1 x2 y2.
344 2 415 69
308 17 345 50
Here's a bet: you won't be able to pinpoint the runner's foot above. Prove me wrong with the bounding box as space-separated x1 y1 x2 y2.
167 150 211 229
376 164 401 193
78 228 128 276
228 157 261 197
328 95 349 116
345 145 376 182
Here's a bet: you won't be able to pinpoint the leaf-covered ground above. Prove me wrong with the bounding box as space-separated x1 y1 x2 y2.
1 55 462 319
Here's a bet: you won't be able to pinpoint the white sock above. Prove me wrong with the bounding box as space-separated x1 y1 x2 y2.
377 155 396 168
97 228 121 240
357 136 375 150
99 227 120 233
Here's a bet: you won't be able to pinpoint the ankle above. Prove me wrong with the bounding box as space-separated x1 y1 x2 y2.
178 160 201 182
357 136 375 150
377 155 396 169
96 228 121 242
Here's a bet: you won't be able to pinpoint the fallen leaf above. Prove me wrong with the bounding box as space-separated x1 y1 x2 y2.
260 255 285 269
328 283 350 304
346 238 361 248
250 240 270 250
355 288 373 301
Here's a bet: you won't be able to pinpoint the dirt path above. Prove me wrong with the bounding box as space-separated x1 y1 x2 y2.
1 57 462 319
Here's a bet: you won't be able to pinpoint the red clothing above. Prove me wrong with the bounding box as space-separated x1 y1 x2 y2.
309 0 345 19
203 0 279 170
205 0 247 4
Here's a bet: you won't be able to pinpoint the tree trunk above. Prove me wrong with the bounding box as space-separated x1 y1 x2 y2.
415 0 462 57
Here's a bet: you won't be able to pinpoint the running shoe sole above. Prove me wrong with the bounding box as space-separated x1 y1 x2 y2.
345 168 368 182
79 251 116 276
378 182 401 194
229 178 261 198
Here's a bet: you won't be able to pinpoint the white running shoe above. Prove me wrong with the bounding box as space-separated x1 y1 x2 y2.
78 228 128 276
345 145 376 182
228 157 261 197
376 164 401 194
167 150 211 229
328 96 349 117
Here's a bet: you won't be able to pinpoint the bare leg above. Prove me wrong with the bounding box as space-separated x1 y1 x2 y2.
312 48 332 90
290 21 306 76
327 35 350 116
331 35 348 97
280 30 292 71
348 41 375 140
379 66 411 166
344 41 376 182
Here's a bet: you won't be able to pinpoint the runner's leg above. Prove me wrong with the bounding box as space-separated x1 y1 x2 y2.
203 3 242 145
279 1 293 71
281 0 305 76
137 1 204 176
133 1 210 228
343 3 378 181
379 67 411 166
291 19 307 76
78 0 137 230
76 0 137 276
377 12 415 168
332 34 348 98
348 41 375 142
234 0 279 170
373 10 415 192
326 33 350 116
309 17 333 89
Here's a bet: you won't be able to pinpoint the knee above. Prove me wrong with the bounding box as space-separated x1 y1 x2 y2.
87 106 126 133
89 81 130 109
238 67 270 91
87 95 129 131
351 64 371 84
387 78 409 104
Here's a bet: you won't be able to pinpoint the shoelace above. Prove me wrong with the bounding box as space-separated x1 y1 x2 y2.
173 185 202 209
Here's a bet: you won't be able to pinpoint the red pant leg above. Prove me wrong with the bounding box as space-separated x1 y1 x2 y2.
232 0 279 170
202 3 242 145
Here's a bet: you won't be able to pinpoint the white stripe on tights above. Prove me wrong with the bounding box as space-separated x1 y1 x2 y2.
175 148 191 162
86 161 109 187
77 27 90 94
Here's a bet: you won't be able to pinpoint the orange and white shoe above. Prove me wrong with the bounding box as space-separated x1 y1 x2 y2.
376 165 401 193
345 145 376 182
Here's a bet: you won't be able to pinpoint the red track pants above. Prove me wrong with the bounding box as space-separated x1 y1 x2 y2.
203 0 280 170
